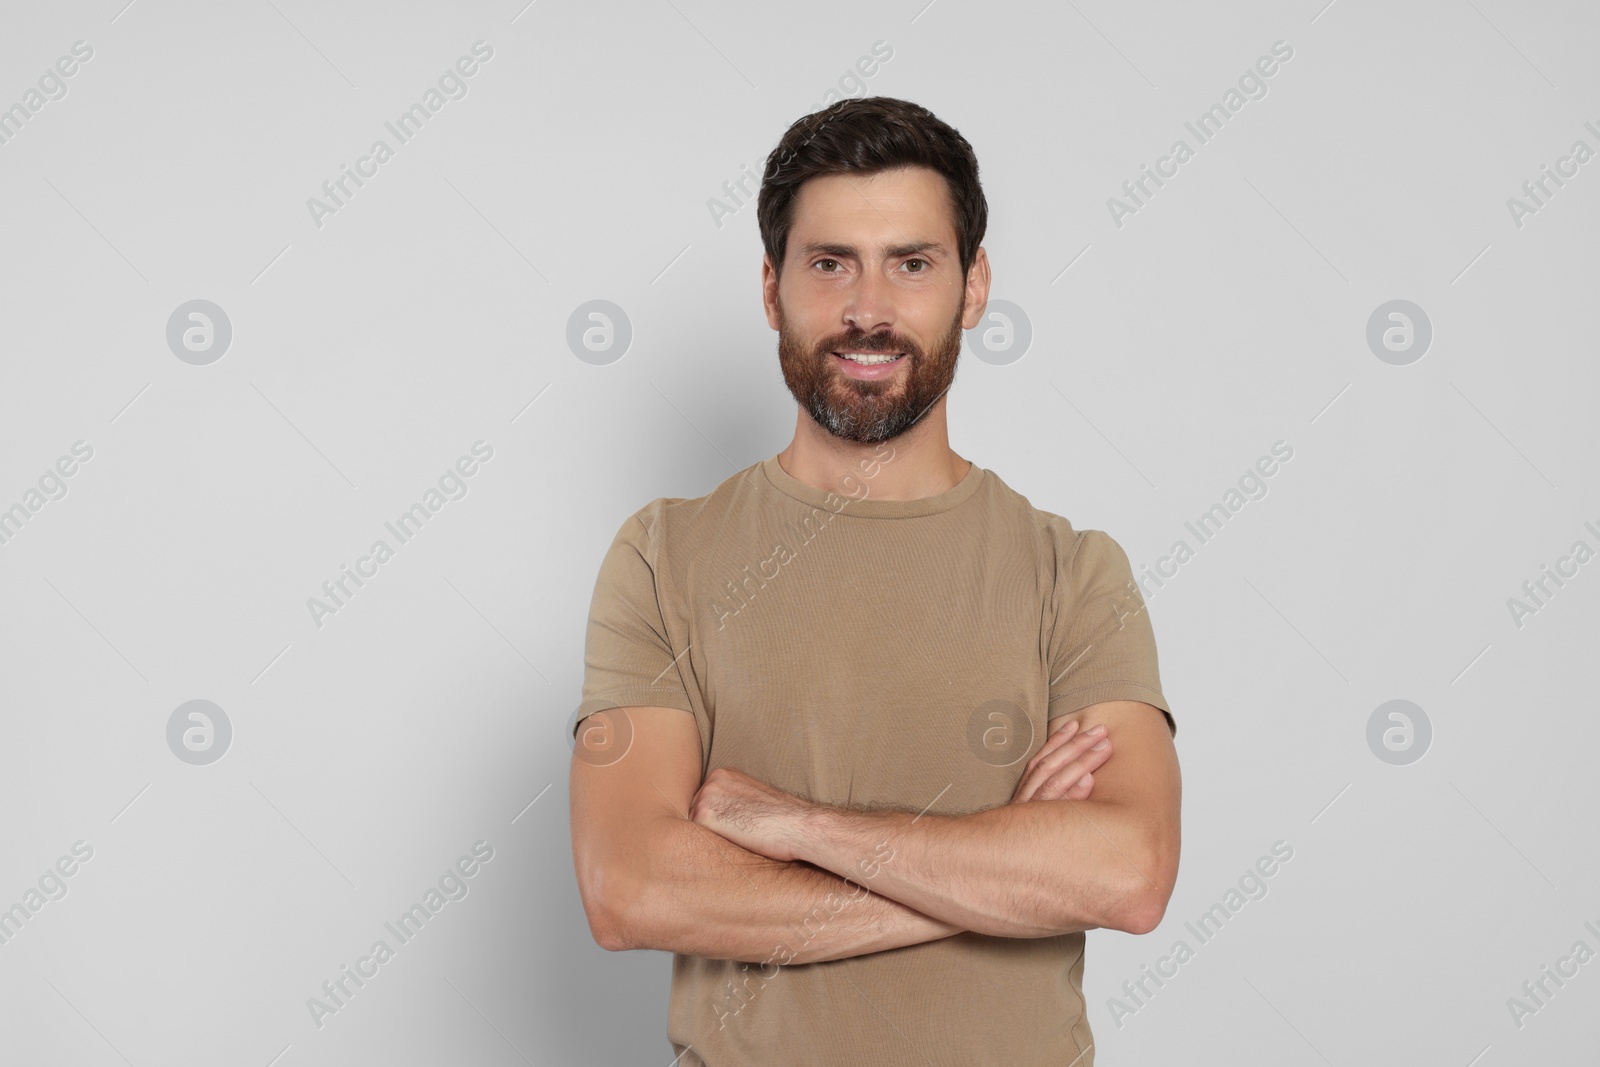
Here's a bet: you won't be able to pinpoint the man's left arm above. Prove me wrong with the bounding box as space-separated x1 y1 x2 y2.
693 699 1180 939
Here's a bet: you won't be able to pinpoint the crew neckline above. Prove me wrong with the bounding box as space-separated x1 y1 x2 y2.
758 453 986 519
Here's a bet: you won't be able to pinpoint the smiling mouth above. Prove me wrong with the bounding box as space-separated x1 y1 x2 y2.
832 351 905 365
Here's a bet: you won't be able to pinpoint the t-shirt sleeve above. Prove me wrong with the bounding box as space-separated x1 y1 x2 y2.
1046 527 1175 738
575 508 696 736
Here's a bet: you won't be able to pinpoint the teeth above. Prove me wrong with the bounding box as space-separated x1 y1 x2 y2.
837 352 902 365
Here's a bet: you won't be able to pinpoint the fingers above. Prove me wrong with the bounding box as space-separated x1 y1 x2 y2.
1020 719 1080 777
1021 746 1109 803
1018 719 1103 779
1034 762 1099 802
1010 724 1077 800
1012 724 1112 804
1053 771 1094 802
1023 769 1096 803
1031 723 1107 782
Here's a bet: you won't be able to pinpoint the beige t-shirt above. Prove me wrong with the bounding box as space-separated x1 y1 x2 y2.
577 453 1173 1067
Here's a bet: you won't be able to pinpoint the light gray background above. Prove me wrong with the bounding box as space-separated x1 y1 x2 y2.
2 0 1597 1063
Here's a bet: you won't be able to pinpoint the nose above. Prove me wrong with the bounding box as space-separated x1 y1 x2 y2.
842 265 893 339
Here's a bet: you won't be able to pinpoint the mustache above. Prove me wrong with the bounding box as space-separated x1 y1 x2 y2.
818 332 913 355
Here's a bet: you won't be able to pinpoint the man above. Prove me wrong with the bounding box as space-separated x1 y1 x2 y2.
570 96 1180 1066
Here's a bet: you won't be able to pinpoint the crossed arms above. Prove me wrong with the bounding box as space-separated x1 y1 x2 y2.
569 699 1180 965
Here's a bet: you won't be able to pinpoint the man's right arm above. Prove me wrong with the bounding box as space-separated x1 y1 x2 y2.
570 705 964 966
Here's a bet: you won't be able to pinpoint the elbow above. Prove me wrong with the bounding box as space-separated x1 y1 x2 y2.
1118 889 1170 936
575 857 645 953
587 891 647 953
596 920 631 953
578 885 629 952
574 813 690 954
1110 836 1180 936
587 897 631 952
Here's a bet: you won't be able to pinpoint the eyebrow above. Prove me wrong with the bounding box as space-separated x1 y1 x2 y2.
796 241 949 259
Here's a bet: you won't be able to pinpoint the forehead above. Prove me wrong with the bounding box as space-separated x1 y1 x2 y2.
787 166 956 253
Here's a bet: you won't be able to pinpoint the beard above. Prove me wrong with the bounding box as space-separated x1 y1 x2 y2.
776 298 964 445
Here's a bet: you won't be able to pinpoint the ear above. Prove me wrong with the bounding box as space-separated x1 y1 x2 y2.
761 254 782 331
961 246 992 330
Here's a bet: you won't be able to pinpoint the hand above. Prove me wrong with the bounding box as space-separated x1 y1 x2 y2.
689 767 814 862
1010 720 1112 804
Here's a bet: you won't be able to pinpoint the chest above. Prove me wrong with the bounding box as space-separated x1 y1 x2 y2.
683 521 1055 814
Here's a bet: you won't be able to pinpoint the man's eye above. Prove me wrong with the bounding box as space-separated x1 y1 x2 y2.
816 258 840 272
903 258 927 272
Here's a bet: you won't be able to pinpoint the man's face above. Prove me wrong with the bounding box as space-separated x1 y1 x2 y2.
765 166 985 444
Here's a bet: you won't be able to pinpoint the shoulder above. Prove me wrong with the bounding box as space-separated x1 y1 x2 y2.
969 464 1079 541
609 459 767 557
977 467 1136 583
974 466 1091 557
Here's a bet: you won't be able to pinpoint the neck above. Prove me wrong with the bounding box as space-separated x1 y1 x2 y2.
775 402 970 501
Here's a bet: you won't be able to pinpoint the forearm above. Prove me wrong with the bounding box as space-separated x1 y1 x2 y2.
612 815 963 965
799 799 1161 938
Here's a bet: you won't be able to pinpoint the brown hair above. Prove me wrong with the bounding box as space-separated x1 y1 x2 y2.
757 97 987 282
